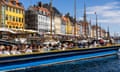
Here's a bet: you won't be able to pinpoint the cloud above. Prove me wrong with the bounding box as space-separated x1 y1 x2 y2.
86 1 120 25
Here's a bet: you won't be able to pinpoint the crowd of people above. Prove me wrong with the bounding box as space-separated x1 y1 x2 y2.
0 37 115 56
0 42 74 56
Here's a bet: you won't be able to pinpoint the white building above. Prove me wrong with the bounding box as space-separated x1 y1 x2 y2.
54 15 61 34
25 2 54 34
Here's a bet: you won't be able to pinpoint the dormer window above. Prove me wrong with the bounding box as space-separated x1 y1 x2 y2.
13 1 16 5
18 2 23 7
11 1 16 5
41 11 43 14
39 10 41 14
5 0 9 2
43 11 45 15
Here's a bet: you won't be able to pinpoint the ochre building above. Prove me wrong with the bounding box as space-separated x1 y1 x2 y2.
0 0 24 29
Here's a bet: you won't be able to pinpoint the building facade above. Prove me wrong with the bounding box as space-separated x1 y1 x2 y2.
76 21 81 35
66 17 73 34
54 14 62 34
25 2 54 34
61 16 66 34
91 25 106 38
0 0 24 29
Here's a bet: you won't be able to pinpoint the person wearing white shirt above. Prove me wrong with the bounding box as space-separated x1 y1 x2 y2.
0 47 3 55
3 45 11 55
11 45 20 55
11 46 16 55
3 50 10 55
25 46 33 53
0 51 2 55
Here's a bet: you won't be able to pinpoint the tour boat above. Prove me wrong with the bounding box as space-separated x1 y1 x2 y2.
0 45 120 71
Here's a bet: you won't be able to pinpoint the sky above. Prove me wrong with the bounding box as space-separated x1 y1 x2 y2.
20 0 120 36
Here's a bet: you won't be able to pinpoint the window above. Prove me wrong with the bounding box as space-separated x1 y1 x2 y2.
19 9 20 14
11 8 13 12
21 10 23 14
16 17 18 22
13 16 15 21
5 0 9 2
9 16 12 21
12 1 16 5
19 18 21 22
9 7 11 11
16 27 18 29
22 18 23 22
16 9 19 13
6 15 8 20
6 6 8 10
19 10 22 14
9 26 11 28
13 26 15 28
41 11 43 14
13 8 16 12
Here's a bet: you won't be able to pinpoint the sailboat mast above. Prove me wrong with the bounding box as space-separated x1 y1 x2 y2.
83 1 87 38
95 12 98 39
50 0 53 36
74 0 77 36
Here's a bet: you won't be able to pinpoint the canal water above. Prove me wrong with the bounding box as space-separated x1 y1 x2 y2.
10 55 120 72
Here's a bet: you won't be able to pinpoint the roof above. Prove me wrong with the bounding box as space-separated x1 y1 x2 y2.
31 6 50 16
1 0 24 9
62 16 68 22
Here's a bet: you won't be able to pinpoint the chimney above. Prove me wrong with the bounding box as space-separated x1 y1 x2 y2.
38 1 43 7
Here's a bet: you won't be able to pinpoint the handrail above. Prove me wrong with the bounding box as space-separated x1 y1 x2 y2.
0 45 120 57
0 47 117 63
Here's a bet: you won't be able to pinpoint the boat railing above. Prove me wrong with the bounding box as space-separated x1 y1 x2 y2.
0 44 120 57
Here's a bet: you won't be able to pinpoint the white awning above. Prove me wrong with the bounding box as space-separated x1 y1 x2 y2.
0 28 16 34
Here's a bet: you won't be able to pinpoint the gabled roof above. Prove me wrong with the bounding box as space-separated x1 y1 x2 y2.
1 0 24 9
29 5 50 16
62 16 68 22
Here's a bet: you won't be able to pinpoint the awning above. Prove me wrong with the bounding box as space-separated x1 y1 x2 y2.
0 28 16 34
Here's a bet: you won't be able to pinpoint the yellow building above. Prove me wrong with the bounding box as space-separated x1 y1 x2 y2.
66 17 72 34
0 0 24 29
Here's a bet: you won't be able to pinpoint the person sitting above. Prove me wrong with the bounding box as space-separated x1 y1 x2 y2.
37 45 43 52
0 45 4 55
3 45 11 55
25 46 33 53
0 48 2 55
11 45 20 55
99 39 104 46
